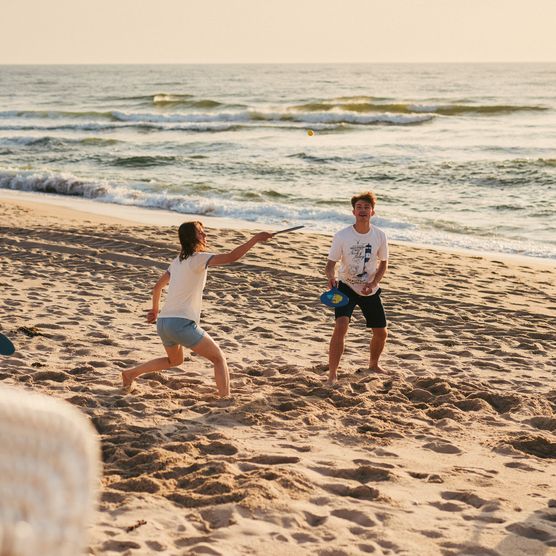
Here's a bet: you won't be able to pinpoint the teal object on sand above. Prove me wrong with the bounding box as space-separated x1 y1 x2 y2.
0 333 15 356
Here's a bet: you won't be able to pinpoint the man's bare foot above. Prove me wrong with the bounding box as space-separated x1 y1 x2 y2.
369 363 387 373
326 373 337 386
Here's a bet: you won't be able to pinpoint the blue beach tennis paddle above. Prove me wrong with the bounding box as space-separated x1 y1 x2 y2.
0 333 15 356
320 287 349 308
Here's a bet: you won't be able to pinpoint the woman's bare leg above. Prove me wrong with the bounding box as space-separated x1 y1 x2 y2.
191 334 230 397
121 345 184 389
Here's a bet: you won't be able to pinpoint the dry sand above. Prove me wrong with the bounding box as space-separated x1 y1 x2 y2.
0 196 555 555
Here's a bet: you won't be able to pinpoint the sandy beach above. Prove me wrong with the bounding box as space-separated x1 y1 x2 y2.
0 194 555 555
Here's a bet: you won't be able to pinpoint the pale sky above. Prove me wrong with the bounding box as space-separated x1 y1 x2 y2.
2 0 555 64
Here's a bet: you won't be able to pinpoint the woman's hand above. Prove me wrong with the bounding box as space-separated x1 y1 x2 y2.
146 309 158 324
253 231 273 243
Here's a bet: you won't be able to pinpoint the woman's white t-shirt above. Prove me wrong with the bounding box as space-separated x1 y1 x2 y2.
328 225 388 296
158 252 214 322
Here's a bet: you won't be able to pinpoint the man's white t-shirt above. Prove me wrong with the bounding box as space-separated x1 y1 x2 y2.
328 225 388 296
158 252 214 322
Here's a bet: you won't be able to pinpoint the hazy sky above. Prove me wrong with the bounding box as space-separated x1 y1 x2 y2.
2 0 555 64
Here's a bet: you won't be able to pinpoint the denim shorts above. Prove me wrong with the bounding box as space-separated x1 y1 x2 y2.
156 317 205 348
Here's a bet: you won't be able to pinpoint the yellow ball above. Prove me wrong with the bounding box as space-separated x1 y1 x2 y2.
307 129 314 136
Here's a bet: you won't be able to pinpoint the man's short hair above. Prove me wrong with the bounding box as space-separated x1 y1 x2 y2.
351 191 377 209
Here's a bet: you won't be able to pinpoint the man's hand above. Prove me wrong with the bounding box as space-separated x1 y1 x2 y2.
361 281 377 295
146 309 158 324
327 277 338 289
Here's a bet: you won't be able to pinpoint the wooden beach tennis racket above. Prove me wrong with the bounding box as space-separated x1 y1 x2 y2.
0 333 15 356
273 225 305 235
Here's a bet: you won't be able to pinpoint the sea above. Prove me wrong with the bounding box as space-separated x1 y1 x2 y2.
0 63 555 259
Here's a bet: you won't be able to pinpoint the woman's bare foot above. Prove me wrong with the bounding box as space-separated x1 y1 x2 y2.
121 370 134 392
326 373 337 386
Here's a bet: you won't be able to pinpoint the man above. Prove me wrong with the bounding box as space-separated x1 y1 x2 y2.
325 192 389 384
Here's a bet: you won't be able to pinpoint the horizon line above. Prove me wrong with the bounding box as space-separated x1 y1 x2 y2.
1 60 555 66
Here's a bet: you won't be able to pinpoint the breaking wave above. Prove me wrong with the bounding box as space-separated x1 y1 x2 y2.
291 100 548 116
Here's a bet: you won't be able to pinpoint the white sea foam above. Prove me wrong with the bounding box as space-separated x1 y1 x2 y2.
0 169 406 230
0 108 433 128
2 168 553 258
0 169 110 198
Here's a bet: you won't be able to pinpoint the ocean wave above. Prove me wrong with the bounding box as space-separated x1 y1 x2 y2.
152 94 237 109
110 155 180 168
0 136 66 148
0 110 117 120
287 152 346 164
0 135 122 148
0 122 247 133
0 169 398 230
78 137 122 146
152 93 194 104
0 170 109 197
290 100 548 116
0 108 433 127
276 111 433 126
0 123 141 132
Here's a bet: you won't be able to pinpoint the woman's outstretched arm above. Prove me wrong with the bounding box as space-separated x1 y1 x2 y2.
208 232 273 267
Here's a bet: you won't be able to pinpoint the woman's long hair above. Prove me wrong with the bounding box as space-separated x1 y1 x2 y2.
178 221 204 261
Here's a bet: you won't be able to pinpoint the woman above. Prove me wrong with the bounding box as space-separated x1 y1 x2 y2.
121 221 273 397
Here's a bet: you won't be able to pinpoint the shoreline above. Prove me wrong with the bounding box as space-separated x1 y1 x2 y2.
1 188 554 270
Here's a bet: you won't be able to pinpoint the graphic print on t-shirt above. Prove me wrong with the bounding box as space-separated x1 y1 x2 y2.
356 244 373 280
348 242 373 283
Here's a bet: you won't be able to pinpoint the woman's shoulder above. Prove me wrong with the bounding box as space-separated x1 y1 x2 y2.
180 251 215 271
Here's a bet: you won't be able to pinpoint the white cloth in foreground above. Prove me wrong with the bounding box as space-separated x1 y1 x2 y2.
0 386 101 556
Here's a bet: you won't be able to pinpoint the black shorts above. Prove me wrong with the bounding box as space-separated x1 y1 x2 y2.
335 282 387 328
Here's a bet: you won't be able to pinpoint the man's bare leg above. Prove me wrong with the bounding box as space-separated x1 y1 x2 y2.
328 317 349 384
191 334 230 397
122 345 184 390
369 327 388 372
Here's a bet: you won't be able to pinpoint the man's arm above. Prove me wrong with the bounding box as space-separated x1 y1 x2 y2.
208 232 273 267
361 260 388 295
147 270 170 323
325 260 338 289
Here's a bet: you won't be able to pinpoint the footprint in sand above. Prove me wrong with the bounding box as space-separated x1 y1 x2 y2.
330 508 376 528
422 440 462 454
440 491 489 509
32 370 70 383
503 434 556 459
303 511 328 527
504 461 540 471
323 483 381 501
278 443 312 453
247 455 301 465
312 464 393 483
198 441 238 456
505 522 554 544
